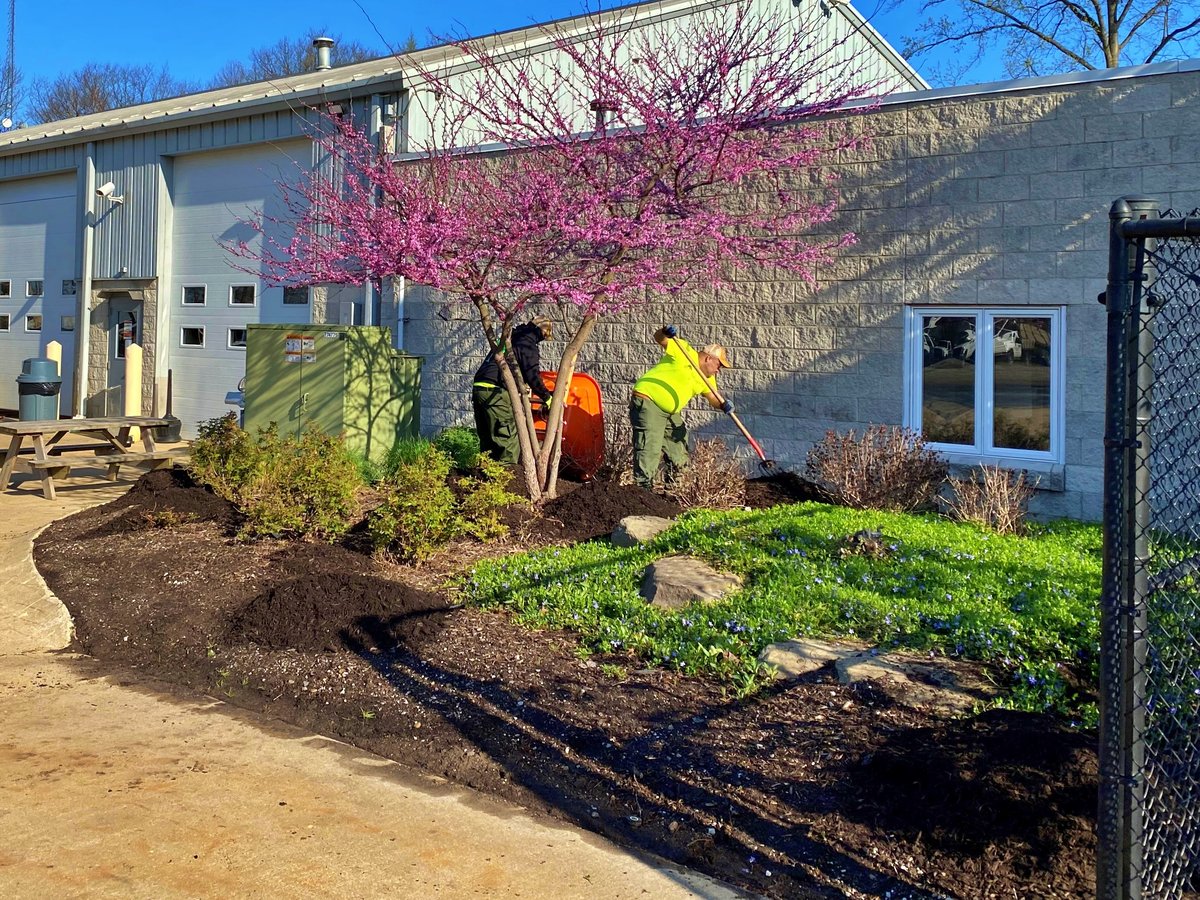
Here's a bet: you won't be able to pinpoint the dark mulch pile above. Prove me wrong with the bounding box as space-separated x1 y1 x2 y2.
33 469 1101 899
227 558 450 653
86 468 242 537
745 471 825 508
542 480 682 542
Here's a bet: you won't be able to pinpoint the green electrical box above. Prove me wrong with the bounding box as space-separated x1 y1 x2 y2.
243 324 422 463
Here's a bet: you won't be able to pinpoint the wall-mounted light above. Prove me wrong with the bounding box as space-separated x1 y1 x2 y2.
96 181 126 205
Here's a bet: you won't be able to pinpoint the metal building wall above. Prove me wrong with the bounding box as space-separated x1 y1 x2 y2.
90 109 317 280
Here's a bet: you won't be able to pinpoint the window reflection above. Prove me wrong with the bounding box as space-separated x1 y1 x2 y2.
921 315 975 446
992 317 1051 451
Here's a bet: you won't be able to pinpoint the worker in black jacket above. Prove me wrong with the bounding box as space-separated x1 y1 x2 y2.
471 315 553 463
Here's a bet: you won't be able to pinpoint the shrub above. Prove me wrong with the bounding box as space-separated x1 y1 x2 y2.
458 455 525 540
382 437 435 479
945 465 1037 535
189 413 261 500
666 438 746 510
368 445 460 561
190 418 364 540
433 426 482 471
805 425 948 512
598 420 635 485
238 426 364 541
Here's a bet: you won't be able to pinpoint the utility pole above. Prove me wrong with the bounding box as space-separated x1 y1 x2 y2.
3 0 14 128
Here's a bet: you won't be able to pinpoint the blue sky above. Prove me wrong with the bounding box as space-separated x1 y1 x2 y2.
13 0 1004 91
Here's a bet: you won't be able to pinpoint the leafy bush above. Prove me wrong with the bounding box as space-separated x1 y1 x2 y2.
189 417 364 541
945 465 1036 534
462 502 1103 719
806 425 948 511
369 445 460 562
666 438 746 510
433 426 482 471
458 455 524 540
189 414 261 500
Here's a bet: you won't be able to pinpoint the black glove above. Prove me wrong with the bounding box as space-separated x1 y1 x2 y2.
663 325 678 338
721 400 734 414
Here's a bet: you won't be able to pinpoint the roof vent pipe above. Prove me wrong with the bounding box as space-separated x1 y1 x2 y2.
313 37 334 71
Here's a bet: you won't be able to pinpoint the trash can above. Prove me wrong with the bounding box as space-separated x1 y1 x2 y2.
17 358 62 421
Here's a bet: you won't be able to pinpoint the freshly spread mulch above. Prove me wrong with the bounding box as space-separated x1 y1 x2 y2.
33 468 1102 899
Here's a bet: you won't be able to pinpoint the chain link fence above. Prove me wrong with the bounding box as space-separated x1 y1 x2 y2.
1100 197 1200 899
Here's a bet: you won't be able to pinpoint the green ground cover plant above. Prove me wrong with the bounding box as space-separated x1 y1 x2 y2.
461 501 1104 720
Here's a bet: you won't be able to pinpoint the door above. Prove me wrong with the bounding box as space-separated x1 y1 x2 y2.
105 294 139 416
167 140 311 436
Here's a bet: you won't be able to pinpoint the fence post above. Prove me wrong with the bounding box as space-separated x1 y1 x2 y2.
1100 196 1160 900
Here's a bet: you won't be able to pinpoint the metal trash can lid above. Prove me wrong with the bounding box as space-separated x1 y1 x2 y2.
18 358 61 383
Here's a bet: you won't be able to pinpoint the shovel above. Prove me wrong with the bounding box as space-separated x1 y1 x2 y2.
669 334 777 472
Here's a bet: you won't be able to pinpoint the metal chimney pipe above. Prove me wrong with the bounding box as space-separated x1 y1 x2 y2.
313 36 334 71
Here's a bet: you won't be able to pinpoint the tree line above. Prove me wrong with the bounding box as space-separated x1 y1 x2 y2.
1 28 420 126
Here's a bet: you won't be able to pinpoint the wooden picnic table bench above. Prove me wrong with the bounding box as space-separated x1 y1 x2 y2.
0 416 189 500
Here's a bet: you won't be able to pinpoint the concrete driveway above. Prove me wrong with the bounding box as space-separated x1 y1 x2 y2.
0 471 744 899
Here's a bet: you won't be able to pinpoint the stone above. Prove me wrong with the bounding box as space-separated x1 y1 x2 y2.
639 556 742 610
611 515 675 548
757 639 869 679
834 652 1001 715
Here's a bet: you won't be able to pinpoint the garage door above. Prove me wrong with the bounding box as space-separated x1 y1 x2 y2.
167 140 310 435
0 174 79 412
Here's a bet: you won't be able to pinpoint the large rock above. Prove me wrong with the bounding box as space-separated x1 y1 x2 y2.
611 515 674 548
835 652 1000 715
640 556 742 609
757 639 867 679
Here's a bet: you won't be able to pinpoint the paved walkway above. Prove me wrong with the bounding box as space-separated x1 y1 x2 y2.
0 468 743 899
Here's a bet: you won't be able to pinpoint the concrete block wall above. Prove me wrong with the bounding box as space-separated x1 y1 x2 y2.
403 67 1200 521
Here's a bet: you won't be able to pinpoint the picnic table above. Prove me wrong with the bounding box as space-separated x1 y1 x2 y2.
0 416 189 500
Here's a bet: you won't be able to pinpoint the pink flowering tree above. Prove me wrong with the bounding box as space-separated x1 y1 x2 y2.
231 0 884 502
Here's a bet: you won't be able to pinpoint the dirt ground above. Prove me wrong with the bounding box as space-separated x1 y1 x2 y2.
34 468 1101 899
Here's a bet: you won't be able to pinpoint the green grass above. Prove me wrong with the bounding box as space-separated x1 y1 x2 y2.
459 502 1104 720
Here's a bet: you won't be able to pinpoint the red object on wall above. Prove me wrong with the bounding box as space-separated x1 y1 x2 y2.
532 371 605 481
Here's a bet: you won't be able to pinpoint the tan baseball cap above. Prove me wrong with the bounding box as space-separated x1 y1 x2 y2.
531 315 553 338
702 343 732 368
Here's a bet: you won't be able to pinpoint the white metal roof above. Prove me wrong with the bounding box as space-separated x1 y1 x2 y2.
0 0 927 153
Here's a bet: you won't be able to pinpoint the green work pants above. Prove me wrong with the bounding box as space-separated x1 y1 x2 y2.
629 394 688 489
473 385 518 464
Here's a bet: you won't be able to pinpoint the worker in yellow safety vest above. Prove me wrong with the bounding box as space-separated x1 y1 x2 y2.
630 325 732 489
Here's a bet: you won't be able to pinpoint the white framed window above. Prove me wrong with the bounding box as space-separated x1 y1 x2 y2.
25 314 42 332
182 285 206 306
229 284 257 306
26 279 43 297
227 327 248 349
283 285 309 305
904 306 1065 464
0 313 9 331
180 326 205 347
0 279 10 297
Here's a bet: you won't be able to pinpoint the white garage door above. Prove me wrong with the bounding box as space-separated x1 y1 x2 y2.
167 140 311 435
0 174 79 412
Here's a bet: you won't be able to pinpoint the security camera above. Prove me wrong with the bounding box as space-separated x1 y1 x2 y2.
96 181 116 198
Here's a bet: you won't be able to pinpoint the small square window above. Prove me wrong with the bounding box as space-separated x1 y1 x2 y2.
60 315 75 332
0 313 9 331
227 327 248 349
62 279 78 296
25 314 42 332
181 326 205 347
230 284 257 306
182 285 206 306
0 280 10 297
283 285 310 305
26 280 43 297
